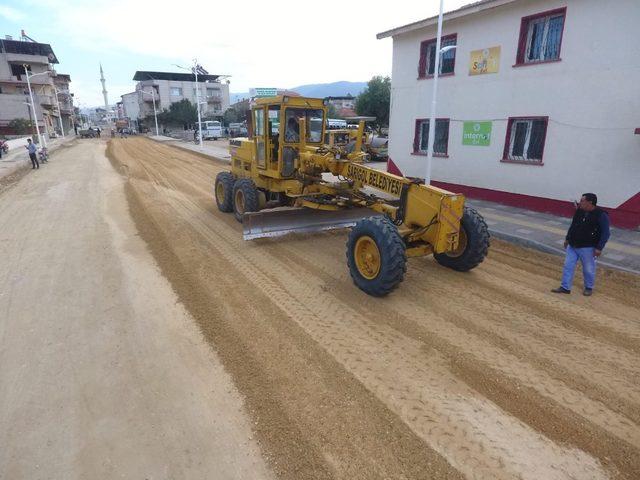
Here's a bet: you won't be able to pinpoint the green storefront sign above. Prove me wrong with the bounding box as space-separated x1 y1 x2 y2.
462 121 492 146
254 88 278 97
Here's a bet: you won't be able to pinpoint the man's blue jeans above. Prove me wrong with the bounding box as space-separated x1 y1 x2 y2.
561 245 596 291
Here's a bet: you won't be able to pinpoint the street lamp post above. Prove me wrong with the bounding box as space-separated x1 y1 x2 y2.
174 60 203 148
141 89 159 136
23 65 49 147
53 87 65 137
424 0 457 185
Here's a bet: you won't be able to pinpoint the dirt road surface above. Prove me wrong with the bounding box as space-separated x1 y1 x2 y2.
101 137 640 480
0 139 274 479
2 137 638 480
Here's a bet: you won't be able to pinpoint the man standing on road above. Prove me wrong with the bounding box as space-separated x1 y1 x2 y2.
25 138 39 170
552 193 610 296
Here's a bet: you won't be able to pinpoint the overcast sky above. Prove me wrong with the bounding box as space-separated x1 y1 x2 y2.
1 0 470 108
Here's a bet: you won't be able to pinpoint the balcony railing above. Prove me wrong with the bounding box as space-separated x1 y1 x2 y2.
38 94 55 106
141 90 159 102
6 53 50 65
3 74 52 85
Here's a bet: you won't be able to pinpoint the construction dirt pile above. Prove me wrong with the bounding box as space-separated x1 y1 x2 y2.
107 137 640 480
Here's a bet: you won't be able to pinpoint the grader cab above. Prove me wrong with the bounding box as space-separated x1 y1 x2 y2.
215 96 489 296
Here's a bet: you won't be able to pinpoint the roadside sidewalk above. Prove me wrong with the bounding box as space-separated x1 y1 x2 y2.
0 134 76 181
149 135 231 161
467 198 640 275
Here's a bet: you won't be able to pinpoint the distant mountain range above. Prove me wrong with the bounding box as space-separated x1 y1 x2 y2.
230 80 367 104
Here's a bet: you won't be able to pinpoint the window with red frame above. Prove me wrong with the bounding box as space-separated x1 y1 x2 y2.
418 34 457 77
503 117 548 164
414 119 450 156
516 8 565 65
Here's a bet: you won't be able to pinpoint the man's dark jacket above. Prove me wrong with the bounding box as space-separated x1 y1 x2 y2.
566 208 610 250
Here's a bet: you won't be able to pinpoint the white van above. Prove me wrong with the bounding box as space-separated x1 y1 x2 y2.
198 120 222 140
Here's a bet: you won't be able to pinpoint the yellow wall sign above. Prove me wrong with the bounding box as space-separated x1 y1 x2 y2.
469 46 500 75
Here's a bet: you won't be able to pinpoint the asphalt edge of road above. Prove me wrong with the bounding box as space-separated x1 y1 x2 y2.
490 228 640 276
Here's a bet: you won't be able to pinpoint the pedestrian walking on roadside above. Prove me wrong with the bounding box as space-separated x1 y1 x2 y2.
552 193 610 296
74 124 78 135
96 127 101 138
25 138 39 169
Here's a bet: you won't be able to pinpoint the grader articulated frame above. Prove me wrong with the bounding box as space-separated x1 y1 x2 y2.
214 96 489 296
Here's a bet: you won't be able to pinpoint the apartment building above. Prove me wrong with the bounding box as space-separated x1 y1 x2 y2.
120 91 140 124
0 37 73 139
131 71 230 123
52 73 74 133
378 0 640 228
325 95 357 117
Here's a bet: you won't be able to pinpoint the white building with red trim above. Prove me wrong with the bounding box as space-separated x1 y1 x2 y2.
378 0 640 228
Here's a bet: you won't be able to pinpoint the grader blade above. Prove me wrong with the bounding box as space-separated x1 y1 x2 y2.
242 207 381 240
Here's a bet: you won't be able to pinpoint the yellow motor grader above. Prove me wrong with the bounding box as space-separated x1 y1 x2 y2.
215 96 489 296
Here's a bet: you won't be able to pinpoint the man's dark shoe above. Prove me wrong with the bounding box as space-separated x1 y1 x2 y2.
551 287 571 294
583 288 593 296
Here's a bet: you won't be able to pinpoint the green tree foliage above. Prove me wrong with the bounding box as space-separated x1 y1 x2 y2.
326 103 339 119
8 118 34 134
355 76 391 128
149 99 198 126
223 108 242 125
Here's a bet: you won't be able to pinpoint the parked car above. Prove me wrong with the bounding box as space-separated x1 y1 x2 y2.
79 129 96 138
366 136 389 161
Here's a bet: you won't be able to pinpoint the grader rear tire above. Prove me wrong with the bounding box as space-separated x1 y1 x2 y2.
434 206 490 271
233 178 260 223
346 217 407 297
214 172 235 213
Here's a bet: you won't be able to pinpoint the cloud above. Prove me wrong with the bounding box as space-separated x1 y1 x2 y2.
25 0 451 90
0 5 25 22
20 0 471 105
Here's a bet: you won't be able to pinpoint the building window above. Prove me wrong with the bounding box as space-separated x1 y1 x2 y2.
413 118 450 156
170 87 183 96
502 117 548 164
516 8 565 65
11 64 31 79
418 34 457 78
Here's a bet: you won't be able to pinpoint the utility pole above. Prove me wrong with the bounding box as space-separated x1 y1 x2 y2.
53 87 65 137
194 60 203 148
425 0 445 185
23 65 46 147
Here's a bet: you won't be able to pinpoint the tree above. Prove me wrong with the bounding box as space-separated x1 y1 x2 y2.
148 99 198 127
326 103 339 119
8 118 34 135
223 108 241 125
355 76 391 129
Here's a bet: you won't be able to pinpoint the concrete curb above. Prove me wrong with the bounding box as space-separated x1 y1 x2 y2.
490 228 640 276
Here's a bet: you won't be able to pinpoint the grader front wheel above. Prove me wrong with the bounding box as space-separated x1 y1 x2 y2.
233 178 260 222
346 217 407 297
214 172 235 212
434 206 490 271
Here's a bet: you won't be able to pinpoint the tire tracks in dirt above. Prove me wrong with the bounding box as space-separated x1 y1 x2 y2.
106 138 640 479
